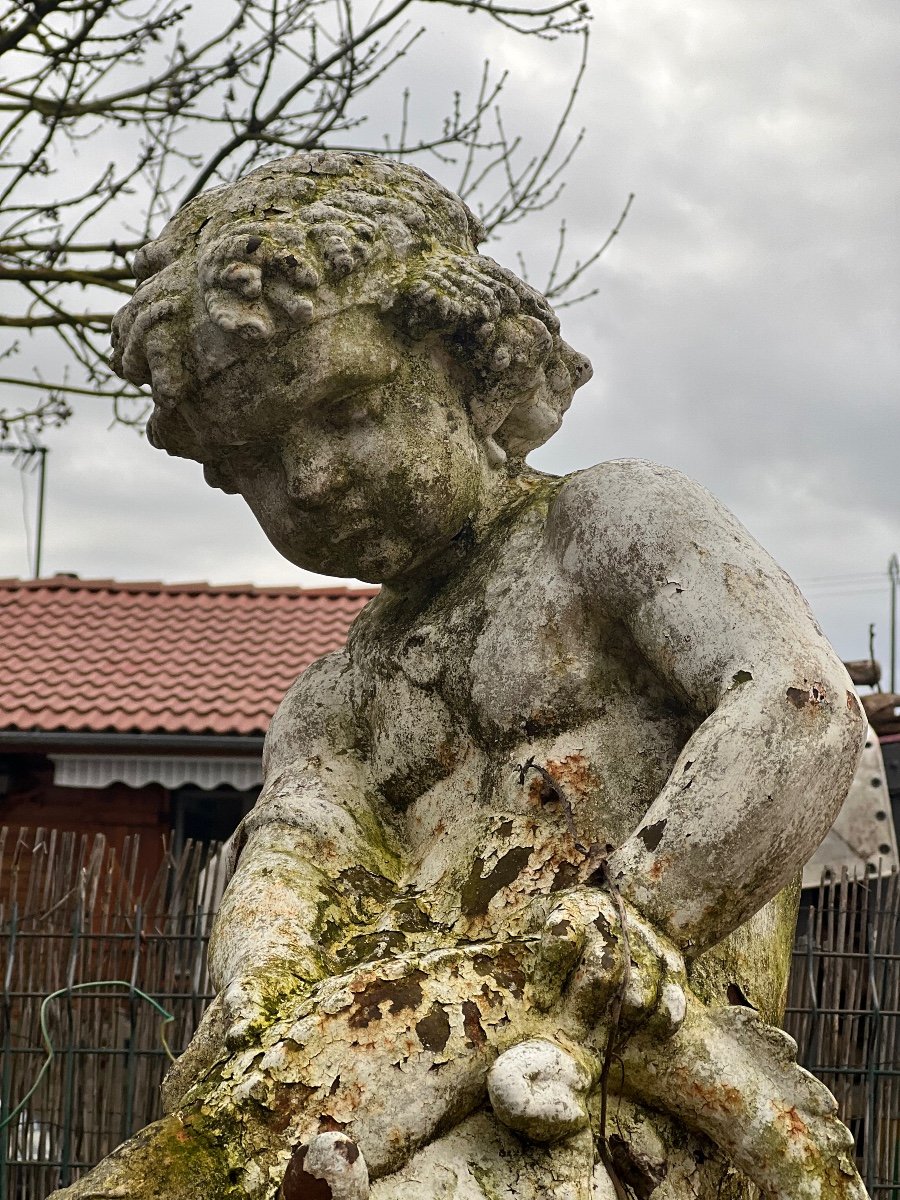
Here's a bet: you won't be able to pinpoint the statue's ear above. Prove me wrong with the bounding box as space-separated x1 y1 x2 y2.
467 393 510 468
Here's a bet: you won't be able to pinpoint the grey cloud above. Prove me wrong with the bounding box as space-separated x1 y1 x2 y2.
1 0 897 664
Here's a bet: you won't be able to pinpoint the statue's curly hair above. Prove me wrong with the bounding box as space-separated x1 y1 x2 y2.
111 150 591 462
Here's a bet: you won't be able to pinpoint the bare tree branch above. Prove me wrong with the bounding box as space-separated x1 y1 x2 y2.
0 264 133 287
0 0 68 58
547 190 633 303
0 374 136 398
0 0 629 436
0 313 116 328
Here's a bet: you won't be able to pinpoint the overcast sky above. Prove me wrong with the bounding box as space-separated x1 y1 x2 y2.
1 0 898 666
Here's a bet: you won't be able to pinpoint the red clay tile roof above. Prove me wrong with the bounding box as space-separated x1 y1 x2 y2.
0 576 375 737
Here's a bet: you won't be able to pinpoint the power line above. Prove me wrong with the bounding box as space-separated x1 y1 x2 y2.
803 587 887 598
798 572 888 586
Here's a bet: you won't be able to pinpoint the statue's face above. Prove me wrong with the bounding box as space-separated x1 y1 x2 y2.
192 305 492 582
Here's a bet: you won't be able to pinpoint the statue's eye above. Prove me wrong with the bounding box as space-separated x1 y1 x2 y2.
331 388 383 426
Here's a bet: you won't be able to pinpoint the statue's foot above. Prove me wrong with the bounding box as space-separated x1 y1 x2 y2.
625 999 869 1200
710 1006 866 1200
282 1133 369 1200
487 1039 593 1143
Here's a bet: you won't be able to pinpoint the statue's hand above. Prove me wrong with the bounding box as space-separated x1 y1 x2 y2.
221 973 276 1048
534 886 687 1040
221 953 324 1048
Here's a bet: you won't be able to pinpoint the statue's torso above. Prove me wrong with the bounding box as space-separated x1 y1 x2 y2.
345 481 697 934
250 473 801 1198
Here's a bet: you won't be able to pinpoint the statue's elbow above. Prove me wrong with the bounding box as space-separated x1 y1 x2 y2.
785 676 866 833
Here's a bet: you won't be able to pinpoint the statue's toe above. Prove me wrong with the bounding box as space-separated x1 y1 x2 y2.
487 1039 592 1143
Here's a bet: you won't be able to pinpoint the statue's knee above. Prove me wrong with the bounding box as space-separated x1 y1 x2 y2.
487 1039 593 1143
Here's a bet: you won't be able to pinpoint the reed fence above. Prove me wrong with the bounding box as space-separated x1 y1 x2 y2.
785 868 900 1197
0 825 897 1197
0 827 229 1199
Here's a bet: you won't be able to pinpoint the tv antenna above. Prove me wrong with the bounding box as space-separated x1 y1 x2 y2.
1 441 47 577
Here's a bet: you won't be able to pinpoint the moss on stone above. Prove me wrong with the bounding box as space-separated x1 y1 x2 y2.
688 880 801 1024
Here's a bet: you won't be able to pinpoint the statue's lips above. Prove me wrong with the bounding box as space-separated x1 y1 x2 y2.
324 523 371 546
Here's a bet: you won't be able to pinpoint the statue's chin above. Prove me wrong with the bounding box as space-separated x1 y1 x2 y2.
269 530 407 584
258 492 474 582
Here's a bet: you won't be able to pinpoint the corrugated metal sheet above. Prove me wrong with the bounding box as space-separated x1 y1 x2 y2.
804 729 900 886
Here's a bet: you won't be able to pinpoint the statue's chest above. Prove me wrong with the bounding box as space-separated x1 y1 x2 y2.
464 565 615 742
348 556 637 807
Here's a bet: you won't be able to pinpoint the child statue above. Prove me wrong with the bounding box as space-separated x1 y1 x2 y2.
52 151 868 1199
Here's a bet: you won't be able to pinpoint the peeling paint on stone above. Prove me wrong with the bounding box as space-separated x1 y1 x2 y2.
414 1003 451 1053
460 847 533 916
637 819 667 852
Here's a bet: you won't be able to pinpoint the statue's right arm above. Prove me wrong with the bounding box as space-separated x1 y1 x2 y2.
209 650 398 1044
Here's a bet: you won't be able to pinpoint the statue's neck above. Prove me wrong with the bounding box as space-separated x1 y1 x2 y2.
378 465 560 599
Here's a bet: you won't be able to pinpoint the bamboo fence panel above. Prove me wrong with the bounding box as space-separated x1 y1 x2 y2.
0 828 229 1199
785 867 900 1198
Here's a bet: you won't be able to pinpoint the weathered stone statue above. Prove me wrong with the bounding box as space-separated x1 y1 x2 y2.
54 151 868 1199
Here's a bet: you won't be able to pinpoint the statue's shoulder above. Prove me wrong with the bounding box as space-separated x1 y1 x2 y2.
264 648 356 777
556 457 719 515
548 459 772 620
552 458 730 566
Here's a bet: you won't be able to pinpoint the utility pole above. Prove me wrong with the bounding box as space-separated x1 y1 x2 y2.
1 442 48 577
890 553 899 693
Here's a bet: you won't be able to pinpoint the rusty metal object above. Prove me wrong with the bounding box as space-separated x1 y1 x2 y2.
862 691 900 736
804 728 899 885
843 659 882 688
